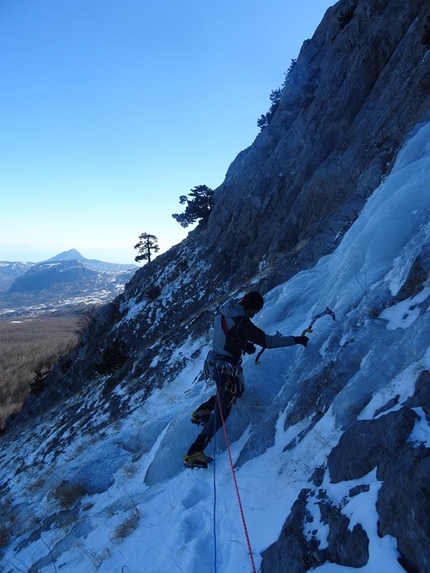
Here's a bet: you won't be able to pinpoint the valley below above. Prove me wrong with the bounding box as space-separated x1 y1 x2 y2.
0 312 81 430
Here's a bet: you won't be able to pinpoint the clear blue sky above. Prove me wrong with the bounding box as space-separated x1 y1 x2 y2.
0 0 334 265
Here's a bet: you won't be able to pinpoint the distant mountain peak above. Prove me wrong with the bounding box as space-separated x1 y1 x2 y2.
38 249 137 274
42 250 137 271
46 249 85 262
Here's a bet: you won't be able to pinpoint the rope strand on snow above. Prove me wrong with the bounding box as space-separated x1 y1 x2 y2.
215 390 257 573
213 413 218 572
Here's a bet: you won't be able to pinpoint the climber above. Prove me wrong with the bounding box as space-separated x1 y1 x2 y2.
183 291 309 468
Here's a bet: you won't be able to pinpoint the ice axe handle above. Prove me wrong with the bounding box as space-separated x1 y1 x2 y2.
301 308 335 337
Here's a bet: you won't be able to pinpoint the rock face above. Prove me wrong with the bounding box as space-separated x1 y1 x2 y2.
375 371 430 573
262 374 430 573
206 0 430 291
327 409 417 483
261 488 370 573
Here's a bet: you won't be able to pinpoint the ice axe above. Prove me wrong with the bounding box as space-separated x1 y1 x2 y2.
255 307 335 365
301 307 336 336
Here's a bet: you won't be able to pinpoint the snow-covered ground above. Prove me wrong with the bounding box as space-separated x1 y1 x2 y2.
1 120 430 572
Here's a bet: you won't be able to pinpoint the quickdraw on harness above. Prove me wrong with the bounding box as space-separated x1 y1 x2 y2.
204 350 245 398
255 307 336 364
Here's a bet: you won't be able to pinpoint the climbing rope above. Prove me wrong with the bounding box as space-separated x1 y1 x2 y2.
213 412 218 572
214 389 257 573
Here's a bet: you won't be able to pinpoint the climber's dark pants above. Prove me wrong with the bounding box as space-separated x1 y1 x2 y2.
187 377 237 455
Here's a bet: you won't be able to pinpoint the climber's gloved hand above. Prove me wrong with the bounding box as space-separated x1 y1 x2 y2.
293 336 309 347
244 342 257 354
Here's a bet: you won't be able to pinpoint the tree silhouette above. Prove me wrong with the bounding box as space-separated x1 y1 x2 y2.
257 60 296 131
134 233 160 263
172 184 214 228
257 88 282 131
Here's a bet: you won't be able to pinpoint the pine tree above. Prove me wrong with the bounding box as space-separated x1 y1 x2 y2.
134 233 160 264
172 185 214 228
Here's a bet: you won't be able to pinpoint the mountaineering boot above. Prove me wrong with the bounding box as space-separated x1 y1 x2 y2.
183 451 213 469
184 433 212 468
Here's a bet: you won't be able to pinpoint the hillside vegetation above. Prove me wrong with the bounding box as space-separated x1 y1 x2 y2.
0 316 79 429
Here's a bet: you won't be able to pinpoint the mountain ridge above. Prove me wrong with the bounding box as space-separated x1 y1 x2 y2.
43 248 138 272
0 249 137 317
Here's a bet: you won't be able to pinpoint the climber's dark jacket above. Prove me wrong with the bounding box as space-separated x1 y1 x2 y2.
212 300 295 364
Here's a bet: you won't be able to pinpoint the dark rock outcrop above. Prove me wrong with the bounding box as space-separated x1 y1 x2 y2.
327 408 417 483
377 444 430 573
262 373 430 572
261 488 370 573
261 489 321 573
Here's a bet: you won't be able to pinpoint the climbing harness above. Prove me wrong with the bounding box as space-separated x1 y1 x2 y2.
213 388 257 573
204 351 245 397
255 307 336 364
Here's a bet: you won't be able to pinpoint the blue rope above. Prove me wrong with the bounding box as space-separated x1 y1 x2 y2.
213 406 217 572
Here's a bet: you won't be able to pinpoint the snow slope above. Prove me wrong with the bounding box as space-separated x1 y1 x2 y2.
1 121 430 572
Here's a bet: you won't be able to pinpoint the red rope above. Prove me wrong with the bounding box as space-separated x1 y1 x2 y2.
216 391 257 573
